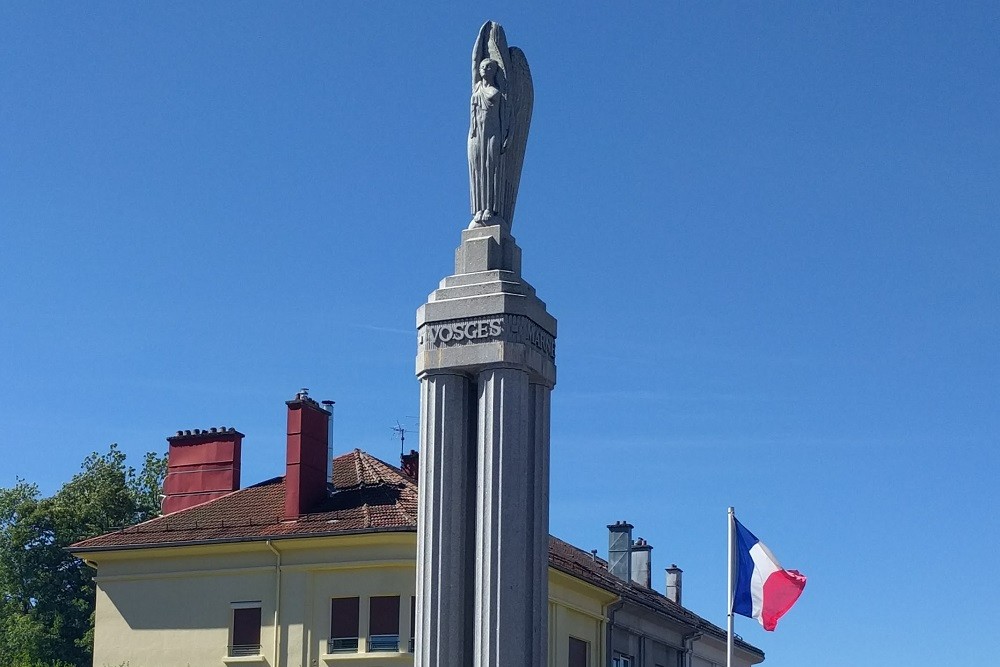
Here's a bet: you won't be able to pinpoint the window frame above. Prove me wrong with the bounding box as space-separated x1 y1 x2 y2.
367 595 401 652
328 596 361 654
568 635 589 667
613 653 634 667
229 601 262 658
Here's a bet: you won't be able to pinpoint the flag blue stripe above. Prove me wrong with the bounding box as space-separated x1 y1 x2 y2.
732 517 759 617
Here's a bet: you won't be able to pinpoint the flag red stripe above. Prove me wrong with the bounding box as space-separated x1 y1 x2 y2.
760 569 807 631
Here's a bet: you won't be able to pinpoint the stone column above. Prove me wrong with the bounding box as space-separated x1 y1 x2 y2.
473 366 531 666
416 225 556 667
529 381 551 665
414 372 474 667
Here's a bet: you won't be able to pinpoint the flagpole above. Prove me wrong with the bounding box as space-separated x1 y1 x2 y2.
727 506 734 667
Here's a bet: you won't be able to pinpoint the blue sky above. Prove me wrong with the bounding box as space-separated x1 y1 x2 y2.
2 3 998 665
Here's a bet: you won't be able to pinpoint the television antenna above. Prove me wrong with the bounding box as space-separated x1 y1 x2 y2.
391 418 418 456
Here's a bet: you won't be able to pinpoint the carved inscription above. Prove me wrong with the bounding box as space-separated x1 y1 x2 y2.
507 314 555 359
425 318 503 345
420 314 555 359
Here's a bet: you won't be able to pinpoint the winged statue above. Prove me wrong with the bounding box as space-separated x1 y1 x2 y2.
467 21 533 232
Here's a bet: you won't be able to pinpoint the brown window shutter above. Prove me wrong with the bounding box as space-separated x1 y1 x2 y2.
369 596 400 635
410 596 416 640
331 597 360 637
569 637 588 667
232 607 261 647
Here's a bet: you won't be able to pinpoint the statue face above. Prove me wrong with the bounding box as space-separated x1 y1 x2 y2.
479 59 496 80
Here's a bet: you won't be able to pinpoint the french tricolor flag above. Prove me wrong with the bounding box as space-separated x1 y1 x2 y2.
731 516 807 631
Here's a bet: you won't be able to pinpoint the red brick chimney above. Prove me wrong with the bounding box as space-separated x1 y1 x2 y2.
162 427 243 514
401 449 419 480
284 389 331 520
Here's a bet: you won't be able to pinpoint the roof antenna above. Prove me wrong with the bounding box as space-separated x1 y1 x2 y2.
391 417 419 457
391 421 407 457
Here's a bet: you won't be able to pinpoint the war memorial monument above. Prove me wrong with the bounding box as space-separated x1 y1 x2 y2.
414 20 556 667
66 19 765 667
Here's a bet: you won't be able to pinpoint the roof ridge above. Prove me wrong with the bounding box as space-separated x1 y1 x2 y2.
353 450 363 487
357 450 416 489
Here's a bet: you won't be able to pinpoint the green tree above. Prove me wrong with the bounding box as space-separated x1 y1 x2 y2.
0 444 166 667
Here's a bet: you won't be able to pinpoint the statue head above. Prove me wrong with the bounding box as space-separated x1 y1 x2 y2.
478 58 499 82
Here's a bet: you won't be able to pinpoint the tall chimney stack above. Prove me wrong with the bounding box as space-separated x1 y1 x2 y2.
162 427 243 514
607 521 634 582
666 564 683 605
630 537 653 588
284 389 331 520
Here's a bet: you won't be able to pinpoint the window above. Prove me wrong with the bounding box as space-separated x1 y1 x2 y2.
613 654 633 667
329 597 360 653
408 595 416 653
569 637 588 667
368 595 400 652
230 603 261 657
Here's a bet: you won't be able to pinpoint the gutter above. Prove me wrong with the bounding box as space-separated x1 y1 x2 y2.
681 630 702 667
68 525 418 554
266 540 282 667
604 599 625 667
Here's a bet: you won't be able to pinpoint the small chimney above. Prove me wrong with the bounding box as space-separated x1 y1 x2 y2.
401 449 419 480
666 564 683 605
630 537 653 588
321 400 336 484
284 389 331 520
162 427 243 514
607 520 633 582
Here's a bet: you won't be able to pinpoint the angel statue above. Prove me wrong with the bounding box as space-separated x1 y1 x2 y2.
467 21 533 231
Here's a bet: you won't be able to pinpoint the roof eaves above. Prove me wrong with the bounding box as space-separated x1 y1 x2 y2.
68 524 418 554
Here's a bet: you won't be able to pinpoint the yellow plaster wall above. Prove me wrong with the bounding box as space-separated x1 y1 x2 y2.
548 569 617 667
84 535 620 667
93 562 274 667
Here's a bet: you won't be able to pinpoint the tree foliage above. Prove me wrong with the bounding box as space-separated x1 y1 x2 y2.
0 444 166 667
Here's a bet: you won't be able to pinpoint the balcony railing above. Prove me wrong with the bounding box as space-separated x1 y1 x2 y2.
228 644 261 657
327 637 359 654
368 634 400 652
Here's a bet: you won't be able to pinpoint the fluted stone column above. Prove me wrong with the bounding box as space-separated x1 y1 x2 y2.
529 381 551 664
415 372 474 667
415 224 556 667
473 367 531 666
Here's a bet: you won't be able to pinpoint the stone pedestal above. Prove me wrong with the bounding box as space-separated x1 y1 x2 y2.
415 224 556 667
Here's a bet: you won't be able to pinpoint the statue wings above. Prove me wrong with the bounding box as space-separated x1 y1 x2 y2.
471 21 534 229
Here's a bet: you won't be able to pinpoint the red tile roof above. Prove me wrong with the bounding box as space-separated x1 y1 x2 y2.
71 449 417 551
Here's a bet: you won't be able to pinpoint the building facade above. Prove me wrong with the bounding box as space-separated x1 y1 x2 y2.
72 394 763 667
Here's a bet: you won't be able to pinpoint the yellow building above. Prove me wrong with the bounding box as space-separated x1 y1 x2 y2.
72 400 763 667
